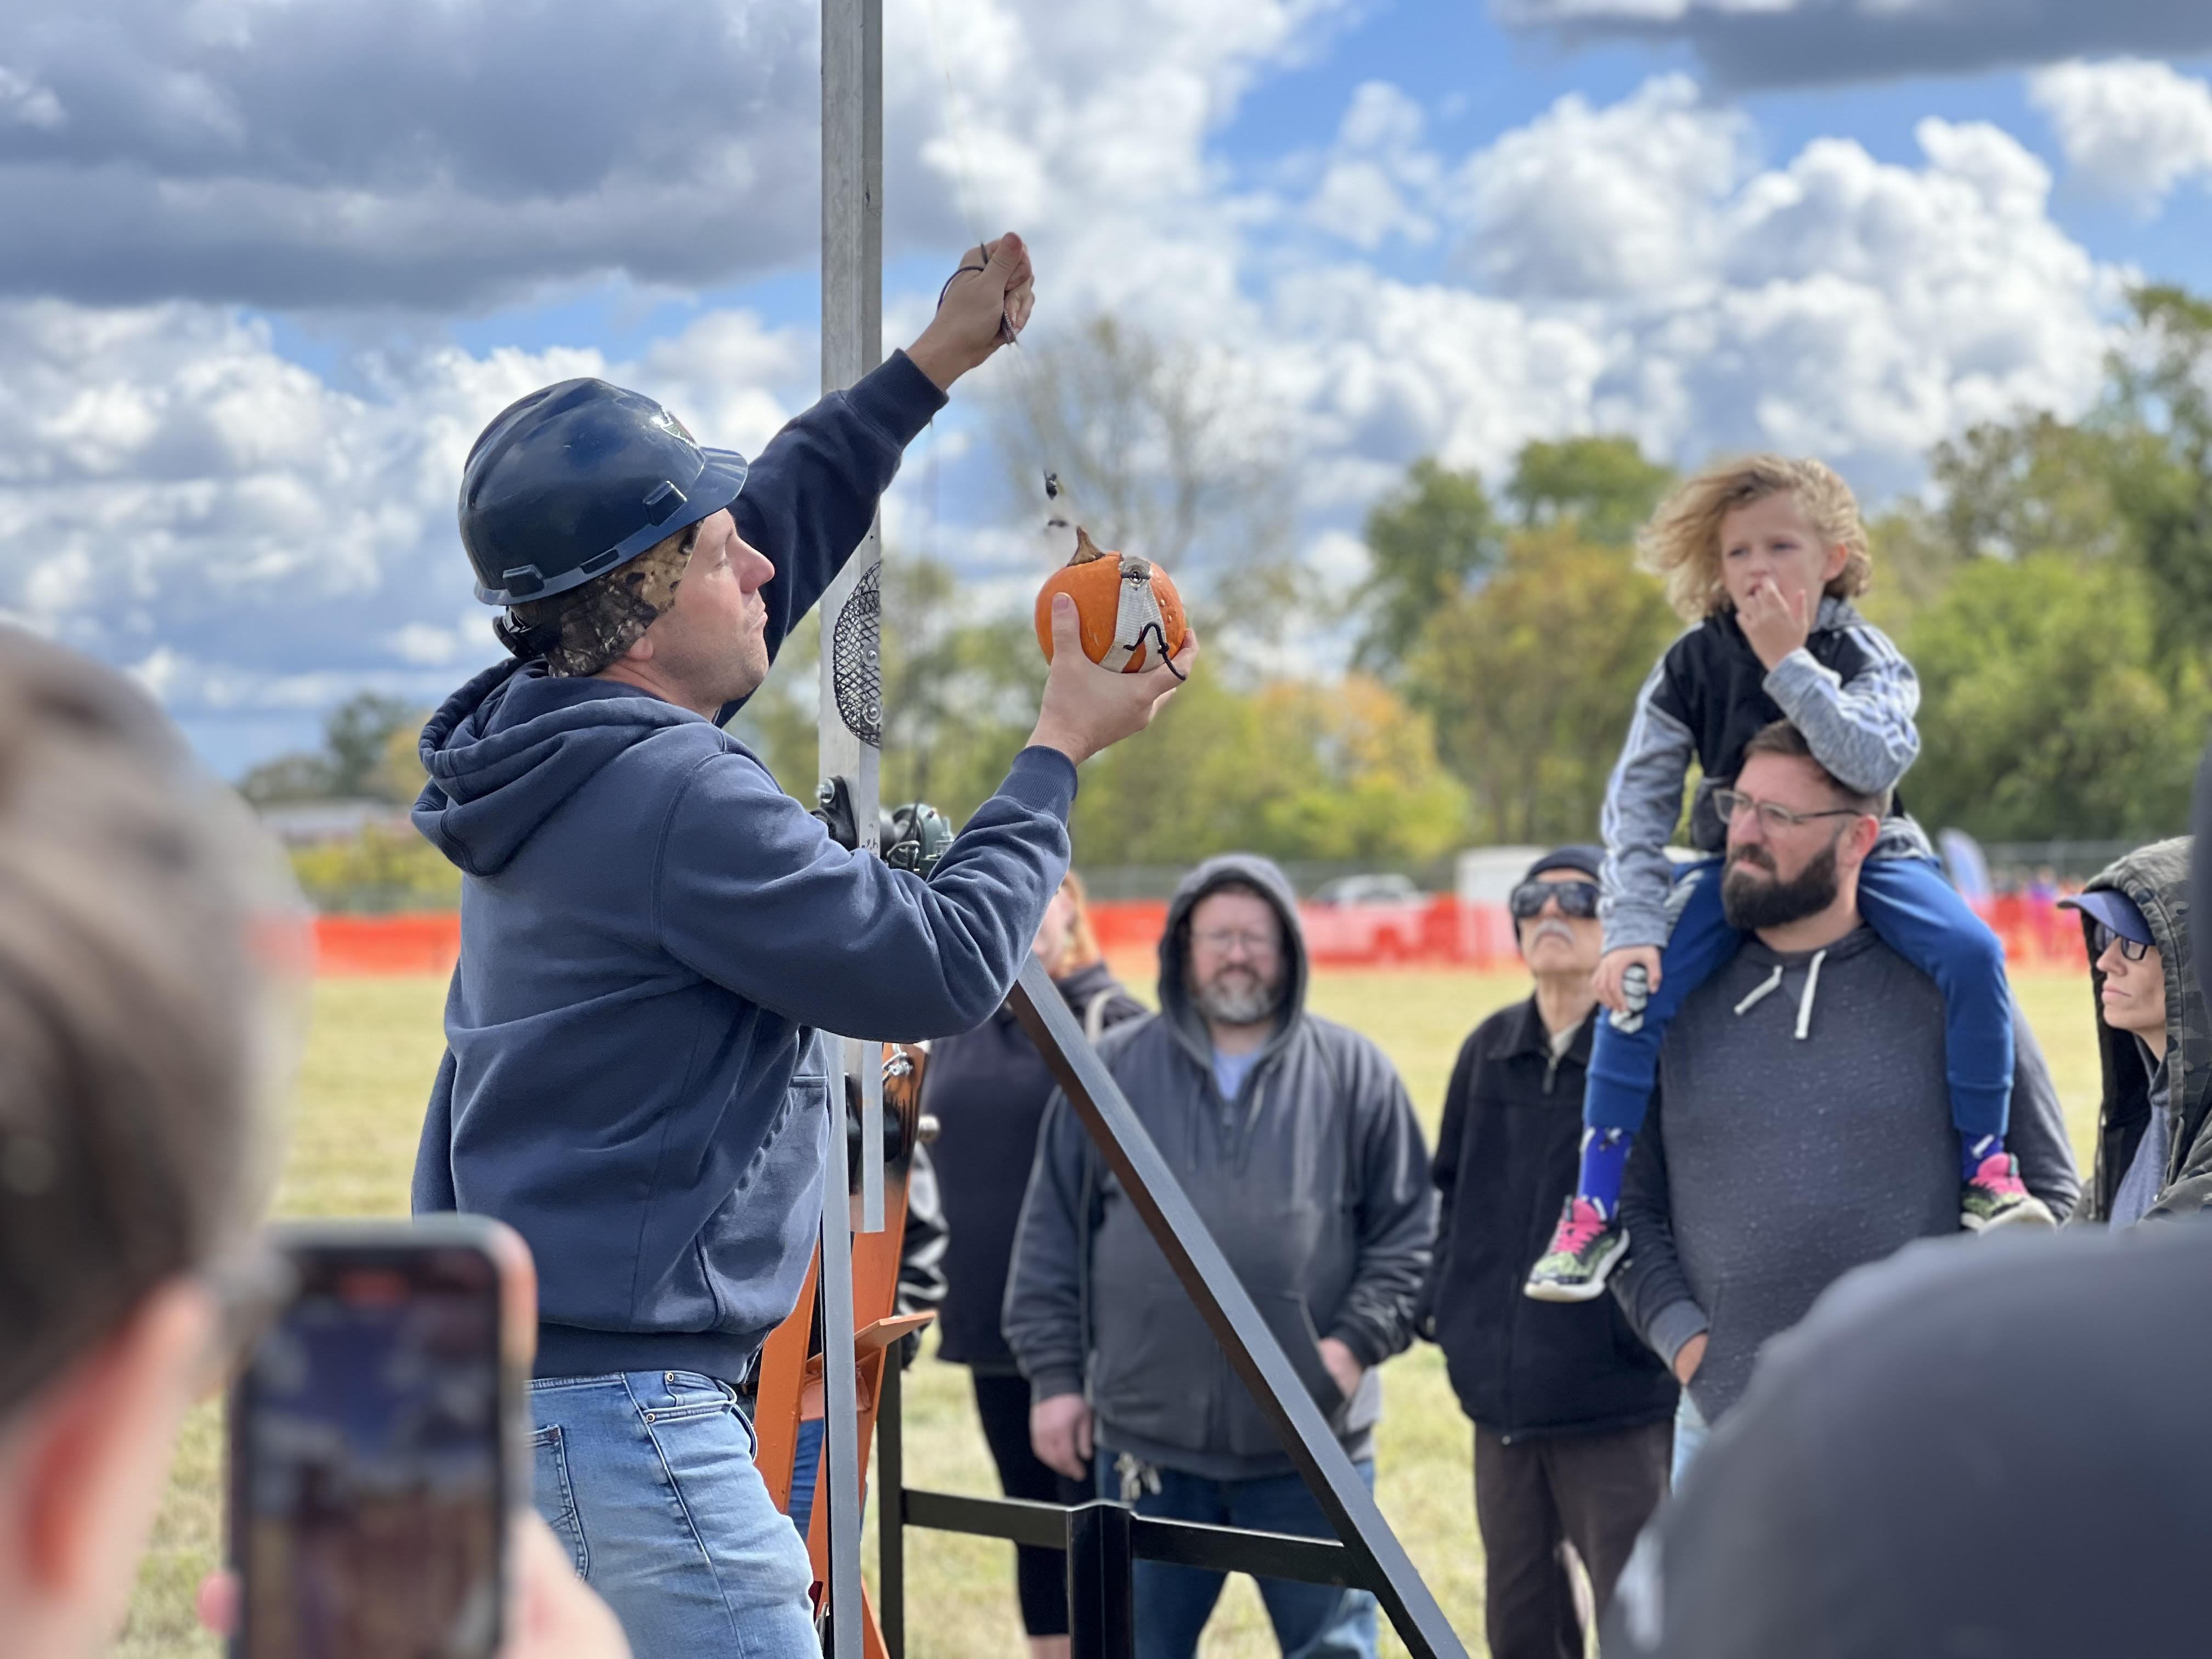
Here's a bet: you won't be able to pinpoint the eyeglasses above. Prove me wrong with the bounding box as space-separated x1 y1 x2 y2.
1509 879 1601 920
2089 921 2152 963
1192 927 1277 956
1712 788 1864 833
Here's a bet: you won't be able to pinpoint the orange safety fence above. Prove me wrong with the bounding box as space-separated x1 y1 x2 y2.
310 896 2094 976
314 912 461 977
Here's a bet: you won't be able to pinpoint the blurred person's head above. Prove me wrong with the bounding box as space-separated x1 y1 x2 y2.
1032 870 1103 978
1640 454 1870 623
1719 723 1884 940
1186 883 1288 1030
1511 847 1604 986
0 630 296 1659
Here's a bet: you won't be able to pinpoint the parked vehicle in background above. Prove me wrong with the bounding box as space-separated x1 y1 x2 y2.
1304 872 1434 962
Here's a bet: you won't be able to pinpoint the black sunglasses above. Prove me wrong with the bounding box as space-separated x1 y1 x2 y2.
2089 920 2152 963
1510 879 1601 921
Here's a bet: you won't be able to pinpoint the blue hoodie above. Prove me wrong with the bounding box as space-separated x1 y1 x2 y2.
410 351 1077 1383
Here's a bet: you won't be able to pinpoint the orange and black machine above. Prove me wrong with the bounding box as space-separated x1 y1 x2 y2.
753 1041 930 1657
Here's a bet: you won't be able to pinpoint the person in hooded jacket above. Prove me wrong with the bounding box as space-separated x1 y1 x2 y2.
408 236 1197 1659
1004 855 1433 1659
922 870 1146 1659
2059 837 2212 1223
1417 846 1676 1659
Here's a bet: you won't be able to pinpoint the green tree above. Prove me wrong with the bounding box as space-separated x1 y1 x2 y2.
239 691 427 803
1903 552 2208 840
1505 436 1674 548
1408 528 1680 844
2107 284 2212 655
1927 413 2138 566
1067 670 1464 866
1353 458 1499 676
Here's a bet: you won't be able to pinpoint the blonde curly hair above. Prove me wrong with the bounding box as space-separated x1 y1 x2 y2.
1638 455 1871 622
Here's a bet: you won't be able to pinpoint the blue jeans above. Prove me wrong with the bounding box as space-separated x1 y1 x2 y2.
529 1370 817 1658
1099 1448 1379 1659
1585 855 2013 1143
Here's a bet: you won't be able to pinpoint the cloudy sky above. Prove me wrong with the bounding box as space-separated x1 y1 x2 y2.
4 0 2211 775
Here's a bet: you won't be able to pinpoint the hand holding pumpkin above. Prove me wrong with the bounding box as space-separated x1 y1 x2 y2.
1026 588 1197 768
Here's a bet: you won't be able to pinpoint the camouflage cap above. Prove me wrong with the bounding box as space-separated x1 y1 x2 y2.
507 525 697 678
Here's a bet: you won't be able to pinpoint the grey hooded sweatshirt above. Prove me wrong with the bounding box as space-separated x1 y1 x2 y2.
2075 837 2212 1222
1002 855 1434 1480
1611 920 2079 1425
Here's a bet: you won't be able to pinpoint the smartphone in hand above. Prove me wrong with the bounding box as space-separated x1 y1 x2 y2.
227 1216 528 1659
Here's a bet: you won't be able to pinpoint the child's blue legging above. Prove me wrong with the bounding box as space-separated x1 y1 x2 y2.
1583 854 2015 1144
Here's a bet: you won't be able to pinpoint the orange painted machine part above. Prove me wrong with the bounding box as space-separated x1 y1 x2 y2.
754 1043 933 1659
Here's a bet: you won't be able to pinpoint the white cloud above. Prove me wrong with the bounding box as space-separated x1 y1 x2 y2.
0 1 2134 765
1254 85 2112 506
0 298 811 724
1305 82 1443 250
2030 58 2212 213
1458 74 1747 301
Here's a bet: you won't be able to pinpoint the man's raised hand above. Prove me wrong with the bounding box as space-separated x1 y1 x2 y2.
1027 592 1198 768
907 233 1036 391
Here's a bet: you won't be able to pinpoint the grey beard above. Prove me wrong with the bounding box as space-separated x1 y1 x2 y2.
1721 839 1841 933
1192 969 1282 1027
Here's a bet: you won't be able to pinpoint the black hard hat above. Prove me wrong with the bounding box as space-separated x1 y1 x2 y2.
458 377 750 606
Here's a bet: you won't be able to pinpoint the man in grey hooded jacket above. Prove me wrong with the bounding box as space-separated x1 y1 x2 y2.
1004 854 1432 1659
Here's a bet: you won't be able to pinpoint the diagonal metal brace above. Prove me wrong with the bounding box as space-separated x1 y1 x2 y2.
1007 953 1466 1659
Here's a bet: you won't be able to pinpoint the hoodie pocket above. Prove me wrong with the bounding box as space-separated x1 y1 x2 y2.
1222 1291 1351 1460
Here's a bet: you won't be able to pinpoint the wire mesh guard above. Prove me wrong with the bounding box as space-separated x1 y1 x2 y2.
831 561 884 747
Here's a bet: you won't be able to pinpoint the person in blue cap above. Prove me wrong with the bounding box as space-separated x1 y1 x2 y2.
408 234 1198 1657
2060 839 2212 1223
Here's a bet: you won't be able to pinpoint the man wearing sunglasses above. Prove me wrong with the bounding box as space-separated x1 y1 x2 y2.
1417 847 1676 1659
1607 721 2077 1483
2061 841 2212 1223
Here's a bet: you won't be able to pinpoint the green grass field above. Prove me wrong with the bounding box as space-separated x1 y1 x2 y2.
116 964 2106 1657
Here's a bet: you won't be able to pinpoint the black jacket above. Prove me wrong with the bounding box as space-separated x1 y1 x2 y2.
922 960 1145 1370
1418 996 1677 1441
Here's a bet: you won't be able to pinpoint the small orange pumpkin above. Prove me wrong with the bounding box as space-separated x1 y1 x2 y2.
1033 527 1188 673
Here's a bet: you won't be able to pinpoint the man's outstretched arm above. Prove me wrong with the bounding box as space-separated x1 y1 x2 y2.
734 235 1034 668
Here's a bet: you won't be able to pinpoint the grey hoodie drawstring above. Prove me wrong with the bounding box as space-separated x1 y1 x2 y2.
1795 948 1827 1040
1734 966 1784 1016
1731 951 1827 1039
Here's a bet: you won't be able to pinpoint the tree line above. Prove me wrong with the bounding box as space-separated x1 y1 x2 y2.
252 285 2212 901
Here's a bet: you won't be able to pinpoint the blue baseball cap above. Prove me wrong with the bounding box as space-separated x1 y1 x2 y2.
2058 888 2153 947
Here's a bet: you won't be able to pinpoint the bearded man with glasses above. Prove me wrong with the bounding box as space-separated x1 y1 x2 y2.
1006 855 1432 1659
1605 721 2078 1486
1414 847 1677 1659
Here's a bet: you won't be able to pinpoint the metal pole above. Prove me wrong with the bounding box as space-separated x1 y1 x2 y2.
819 1 883 1653
1008 956 1467 1659
1065 1501 1136 1659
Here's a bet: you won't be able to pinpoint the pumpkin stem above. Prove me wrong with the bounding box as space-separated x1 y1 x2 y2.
1070 526 1110 565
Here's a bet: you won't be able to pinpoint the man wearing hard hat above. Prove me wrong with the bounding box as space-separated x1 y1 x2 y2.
410 235 1194 1655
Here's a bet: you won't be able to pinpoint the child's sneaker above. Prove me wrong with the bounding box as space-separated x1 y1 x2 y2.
1525 1197 1629 1301
1961 1152 2056 1232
